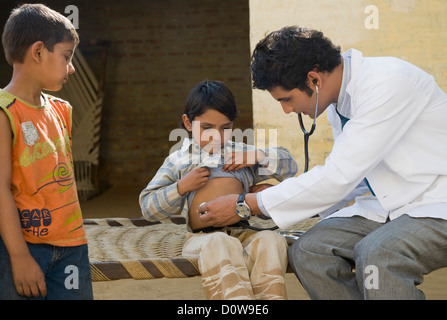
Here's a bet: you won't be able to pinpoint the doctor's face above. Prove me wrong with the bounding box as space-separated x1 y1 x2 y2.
269 86 321 119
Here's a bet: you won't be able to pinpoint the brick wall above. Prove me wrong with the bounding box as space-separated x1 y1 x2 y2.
0 0 252 189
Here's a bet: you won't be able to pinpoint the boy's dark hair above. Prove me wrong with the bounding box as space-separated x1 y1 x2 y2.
183 80 238 125
250 26 341 96
2 3 79 66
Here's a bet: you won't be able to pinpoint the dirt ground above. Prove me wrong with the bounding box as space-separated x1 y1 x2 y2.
81 185 447 300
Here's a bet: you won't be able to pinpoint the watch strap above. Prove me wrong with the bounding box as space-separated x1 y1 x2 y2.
237 192 247 204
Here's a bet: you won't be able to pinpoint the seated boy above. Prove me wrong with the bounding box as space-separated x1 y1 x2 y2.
139 80 298 299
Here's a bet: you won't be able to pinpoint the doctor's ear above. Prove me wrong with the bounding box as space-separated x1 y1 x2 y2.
307 70 320 88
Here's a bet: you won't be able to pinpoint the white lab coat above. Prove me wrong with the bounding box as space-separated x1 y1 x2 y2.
260 49 447 228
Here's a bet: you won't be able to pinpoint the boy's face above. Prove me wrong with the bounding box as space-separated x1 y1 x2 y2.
183 108 233 153
39 40 76 92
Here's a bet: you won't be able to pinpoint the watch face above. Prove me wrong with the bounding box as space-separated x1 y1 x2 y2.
236 203 251 219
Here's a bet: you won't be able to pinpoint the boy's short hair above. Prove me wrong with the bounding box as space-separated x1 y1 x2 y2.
183 80 238 125
2 3 79 66
250 26 341 96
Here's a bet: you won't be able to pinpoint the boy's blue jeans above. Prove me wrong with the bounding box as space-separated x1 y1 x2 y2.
0 237 93 300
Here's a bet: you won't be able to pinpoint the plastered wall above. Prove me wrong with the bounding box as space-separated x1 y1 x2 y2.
249 0 447 174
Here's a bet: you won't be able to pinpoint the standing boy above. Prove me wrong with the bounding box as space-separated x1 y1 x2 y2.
0 4 93 299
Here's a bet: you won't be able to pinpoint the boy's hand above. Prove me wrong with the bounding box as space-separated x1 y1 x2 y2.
222 150 265 172
177 167 210 195
11 254 47 298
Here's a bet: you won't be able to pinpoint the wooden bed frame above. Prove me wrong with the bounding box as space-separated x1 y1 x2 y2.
84 217 320 281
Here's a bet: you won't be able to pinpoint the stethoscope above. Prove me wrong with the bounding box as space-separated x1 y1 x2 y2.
234 84 320 232
298 84 319 173
199 84 320 232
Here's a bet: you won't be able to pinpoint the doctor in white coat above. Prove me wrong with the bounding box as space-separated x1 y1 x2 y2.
198 26 447 299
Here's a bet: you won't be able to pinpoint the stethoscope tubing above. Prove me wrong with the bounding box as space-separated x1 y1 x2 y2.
298 85 319 173
238 86 319 231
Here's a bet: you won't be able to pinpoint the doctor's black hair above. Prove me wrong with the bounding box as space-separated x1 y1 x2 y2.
250 26 341 97
182 80 238 127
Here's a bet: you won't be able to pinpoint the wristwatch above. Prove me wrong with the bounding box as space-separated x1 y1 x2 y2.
236 193 251 219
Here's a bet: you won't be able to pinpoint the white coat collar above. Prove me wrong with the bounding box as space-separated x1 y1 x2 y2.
336 48 363 118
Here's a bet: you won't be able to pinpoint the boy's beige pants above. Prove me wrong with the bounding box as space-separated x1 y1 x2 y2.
182 229 288 300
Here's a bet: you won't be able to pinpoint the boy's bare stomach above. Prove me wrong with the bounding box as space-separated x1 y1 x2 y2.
189 177 244 231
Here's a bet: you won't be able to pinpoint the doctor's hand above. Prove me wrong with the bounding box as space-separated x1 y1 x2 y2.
197 194 241 227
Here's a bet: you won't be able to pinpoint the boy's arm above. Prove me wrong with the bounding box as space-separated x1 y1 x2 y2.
139 157 187 222
0 110 46 298
250 146 298 184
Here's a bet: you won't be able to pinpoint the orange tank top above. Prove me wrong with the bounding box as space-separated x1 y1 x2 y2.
0 89 87 246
